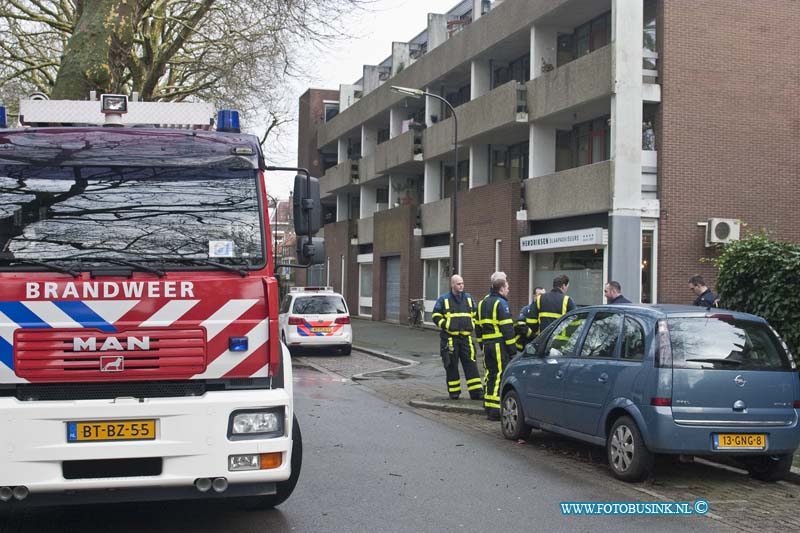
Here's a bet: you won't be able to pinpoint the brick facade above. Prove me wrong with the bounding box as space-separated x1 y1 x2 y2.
457 180 530 315
322 220 359 310
372 206 416 322
658 0 800 303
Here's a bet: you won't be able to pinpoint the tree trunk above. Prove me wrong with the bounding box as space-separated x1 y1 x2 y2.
51 0 139 99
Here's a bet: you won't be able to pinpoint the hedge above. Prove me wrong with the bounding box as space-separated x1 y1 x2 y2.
715 234 800 360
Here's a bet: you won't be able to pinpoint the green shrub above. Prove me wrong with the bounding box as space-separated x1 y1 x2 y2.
715 234 800 359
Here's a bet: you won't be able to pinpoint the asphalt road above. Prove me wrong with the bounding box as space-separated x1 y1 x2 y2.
1 366 717 532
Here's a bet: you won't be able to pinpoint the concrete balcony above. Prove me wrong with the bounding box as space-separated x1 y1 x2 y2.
527 45 613 122
321 160 359 197
423 81 528 160
358 155 376 184
357 216 374 245
420 198 451 235
523 160 612 221
374 130 423 176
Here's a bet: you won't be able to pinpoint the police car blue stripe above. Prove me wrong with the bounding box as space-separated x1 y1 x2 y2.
0 302 51 329
54 301 117 332
0 337 13 370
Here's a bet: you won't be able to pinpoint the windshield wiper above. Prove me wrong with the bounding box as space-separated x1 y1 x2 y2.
167 258 249 277
685 358 742 366
75 257 166 278
0 258 80 278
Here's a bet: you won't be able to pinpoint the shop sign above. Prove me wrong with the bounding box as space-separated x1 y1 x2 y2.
520 228 604 252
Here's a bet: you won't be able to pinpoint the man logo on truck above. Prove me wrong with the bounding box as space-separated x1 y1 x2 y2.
100 356 125 372
73 336 150 352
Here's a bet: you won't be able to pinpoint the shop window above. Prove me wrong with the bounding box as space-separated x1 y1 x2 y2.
533 249 604 306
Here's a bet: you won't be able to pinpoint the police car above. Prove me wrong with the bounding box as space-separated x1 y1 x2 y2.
278 287 352 355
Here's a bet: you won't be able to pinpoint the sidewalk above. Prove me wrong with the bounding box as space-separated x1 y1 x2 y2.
350 317 486 415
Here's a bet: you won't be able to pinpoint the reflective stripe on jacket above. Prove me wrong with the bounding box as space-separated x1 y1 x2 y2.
476 291 518 354
525 289 576 335
431 292 476 336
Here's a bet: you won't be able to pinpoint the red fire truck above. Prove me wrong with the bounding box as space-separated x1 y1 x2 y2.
0 95 322 508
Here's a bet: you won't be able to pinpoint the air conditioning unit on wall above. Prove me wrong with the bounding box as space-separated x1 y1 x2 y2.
705 218 741 247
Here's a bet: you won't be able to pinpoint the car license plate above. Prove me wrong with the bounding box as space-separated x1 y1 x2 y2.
713 433 766 450
311 327 332 333
67 420 156 443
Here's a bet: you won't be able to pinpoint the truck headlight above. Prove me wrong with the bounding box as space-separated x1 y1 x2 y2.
228 408 283 439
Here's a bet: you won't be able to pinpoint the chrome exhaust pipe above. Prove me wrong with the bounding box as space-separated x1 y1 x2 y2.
0 487 12 502
194 478 212 493
211 477 228 493
12 486 28 501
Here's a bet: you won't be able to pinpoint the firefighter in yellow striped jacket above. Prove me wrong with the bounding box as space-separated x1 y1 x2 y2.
524 275 577 337
431 275 484 401
476 271 518 421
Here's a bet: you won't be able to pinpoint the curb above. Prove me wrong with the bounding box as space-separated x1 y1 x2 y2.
408 399 485 415
351 345 420 381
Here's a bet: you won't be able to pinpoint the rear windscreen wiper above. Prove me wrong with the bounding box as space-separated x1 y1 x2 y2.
0 258 80 278
75 257 166 278
168 258 249 277
685 358 742 366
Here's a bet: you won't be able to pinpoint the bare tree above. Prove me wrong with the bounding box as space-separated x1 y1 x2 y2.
0 0 361 117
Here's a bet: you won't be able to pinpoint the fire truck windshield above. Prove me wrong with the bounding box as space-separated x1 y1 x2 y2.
0 165 265 268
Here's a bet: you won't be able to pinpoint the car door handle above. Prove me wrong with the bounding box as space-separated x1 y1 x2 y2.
597 373 609 383
556 370 564 380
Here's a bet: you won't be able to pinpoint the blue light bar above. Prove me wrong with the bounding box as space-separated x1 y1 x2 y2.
0 105 6 128
217 110 240 133
229 336 249 352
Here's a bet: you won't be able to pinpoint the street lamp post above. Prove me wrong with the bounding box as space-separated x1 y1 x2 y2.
391 86 459 276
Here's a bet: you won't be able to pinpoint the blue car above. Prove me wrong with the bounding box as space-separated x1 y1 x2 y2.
499 304 800 482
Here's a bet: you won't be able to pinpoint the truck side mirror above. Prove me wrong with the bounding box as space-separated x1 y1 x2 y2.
296 236 325 265
293 174 321 235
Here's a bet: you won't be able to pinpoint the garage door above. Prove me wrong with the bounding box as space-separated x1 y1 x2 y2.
384 256 400 321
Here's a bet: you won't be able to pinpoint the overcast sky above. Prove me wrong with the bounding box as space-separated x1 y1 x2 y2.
262 0 459 199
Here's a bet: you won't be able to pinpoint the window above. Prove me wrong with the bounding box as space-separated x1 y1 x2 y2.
641 229 654 303
323 102 339 123
377 127 390 144
292 295 347 315
581 313 623 358
279 295 291 314
562 116 610 170
423 257 450 322
621 317 646 360
359 263 373 316
667 318 792 371
643 0 658 70
557 12 611 66
495 239 502 271
643 104 658 151
545 313 589 358
376 188 389 204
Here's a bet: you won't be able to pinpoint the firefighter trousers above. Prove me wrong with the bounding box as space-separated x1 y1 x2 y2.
482 340 508 412
441 335 483 399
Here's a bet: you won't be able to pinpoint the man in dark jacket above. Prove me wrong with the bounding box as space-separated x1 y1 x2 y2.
689 275 720 308
431 275 483 400
604 281 632 304
477 272 518 421
525 275 577 337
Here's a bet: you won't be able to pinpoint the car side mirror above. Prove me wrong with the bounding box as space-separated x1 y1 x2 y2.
293 174 321 235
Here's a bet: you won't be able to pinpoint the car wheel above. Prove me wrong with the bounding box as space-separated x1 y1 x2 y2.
501 389 531 441
340 344 352 356
607 416 653 482
237 415 303 509
745 454 792 482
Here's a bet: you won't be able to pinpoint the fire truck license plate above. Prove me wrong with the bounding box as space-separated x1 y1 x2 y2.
713 433 766 450
67 420 156 442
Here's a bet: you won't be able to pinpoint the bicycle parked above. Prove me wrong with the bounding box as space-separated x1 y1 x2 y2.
408 298 424 328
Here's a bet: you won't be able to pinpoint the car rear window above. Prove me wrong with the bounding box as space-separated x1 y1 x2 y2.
667 317 792 371
292 295 347 315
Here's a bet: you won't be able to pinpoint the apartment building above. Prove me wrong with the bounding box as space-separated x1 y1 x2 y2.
297 0 799 323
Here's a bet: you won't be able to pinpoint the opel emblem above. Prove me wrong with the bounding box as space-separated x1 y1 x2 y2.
734 375 746 387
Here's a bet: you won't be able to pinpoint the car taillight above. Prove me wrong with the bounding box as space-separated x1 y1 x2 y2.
288 316 304 325
651 397 672 407
794 400 800 409
335 316 350 325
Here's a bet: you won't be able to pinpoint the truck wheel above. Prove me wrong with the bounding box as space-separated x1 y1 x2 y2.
238 415 302 509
